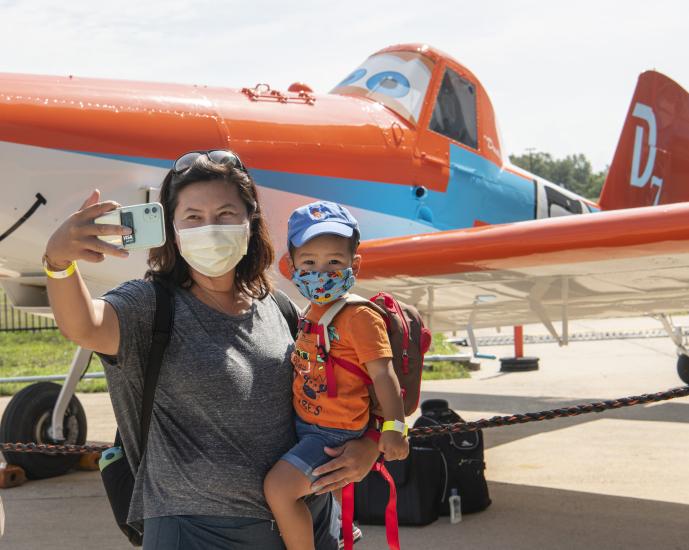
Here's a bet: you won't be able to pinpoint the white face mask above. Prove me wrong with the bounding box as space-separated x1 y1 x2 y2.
174 223 249 277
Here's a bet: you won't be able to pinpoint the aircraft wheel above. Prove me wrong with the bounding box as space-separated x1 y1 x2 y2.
677 354 689 385
500 356 540 372
0 382 87 479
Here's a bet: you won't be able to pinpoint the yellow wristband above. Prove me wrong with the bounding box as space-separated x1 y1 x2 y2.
382 420 408 437
43 259 77 279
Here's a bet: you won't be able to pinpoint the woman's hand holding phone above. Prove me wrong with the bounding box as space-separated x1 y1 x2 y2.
44 190 132 269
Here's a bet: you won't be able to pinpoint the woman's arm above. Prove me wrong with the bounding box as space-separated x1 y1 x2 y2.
309 436 380 494
45 190 132 355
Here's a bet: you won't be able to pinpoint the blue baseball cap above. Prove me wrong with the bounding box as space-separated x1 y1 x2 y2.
288 201 360 248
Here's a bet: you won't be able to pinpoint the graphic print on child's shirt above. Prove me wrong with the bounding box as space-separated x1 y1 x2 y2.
292 302 392 430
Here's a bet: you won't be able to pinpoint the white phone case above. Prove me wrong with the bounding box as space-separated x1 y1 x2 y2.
95 202 166 250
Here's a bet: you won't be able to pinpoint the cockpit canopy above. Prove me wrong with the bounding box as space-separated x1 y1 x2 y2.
331 51 434 125
331 49 479 153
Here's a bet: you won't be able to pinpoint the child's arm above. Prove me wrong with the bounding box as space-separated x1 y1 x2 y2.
365 358 409 461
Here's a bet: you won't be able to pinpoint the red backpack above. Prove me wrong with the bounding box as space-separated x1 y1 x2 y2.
300 292 432 417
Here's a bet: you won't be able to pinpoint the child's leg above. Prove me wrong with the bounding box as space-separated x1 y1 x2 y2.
264 459 315 550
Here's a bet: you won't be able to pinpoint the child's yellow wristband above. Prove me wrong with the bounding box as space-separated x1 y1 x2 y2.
382 420 408 437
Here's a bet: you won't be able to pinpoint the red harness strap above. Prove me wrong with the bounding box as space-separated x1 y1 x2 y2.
373 460 401 550
342 483 355 550
341 459 400 550
311 324 373 398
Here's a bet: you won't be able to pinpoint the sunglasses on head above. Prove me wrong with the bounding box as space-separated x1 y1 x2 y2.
172 150 247 175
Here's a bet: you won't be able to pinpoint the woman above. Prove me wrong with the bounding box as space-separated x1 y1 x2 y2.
43 150 379 549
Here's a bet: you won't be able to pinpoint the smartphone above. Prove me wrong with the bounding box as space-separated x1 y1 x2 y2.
94 202 166 250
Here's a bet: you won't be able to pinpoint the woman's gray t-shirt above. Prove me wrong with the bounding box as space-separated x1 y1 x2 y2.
98 279 296 525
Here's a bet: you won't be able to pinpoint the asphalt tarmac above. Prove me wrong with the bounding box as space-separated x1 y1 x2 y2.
1 316 688 549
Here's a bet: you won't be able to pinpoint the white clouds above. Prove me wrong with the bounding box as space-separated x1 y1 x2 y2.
0 0 687 170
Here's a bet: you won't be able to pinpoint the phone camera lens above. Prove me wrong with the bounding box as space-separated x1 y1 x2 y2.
145 208 150 214
152 207 157 213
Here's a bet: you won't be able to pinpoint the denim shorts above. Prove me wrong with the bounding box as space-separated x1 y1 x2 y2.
280 416 365 482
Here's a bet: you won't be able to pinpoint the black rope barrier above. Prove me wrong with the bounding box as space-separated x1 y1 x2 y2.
2 385 688 454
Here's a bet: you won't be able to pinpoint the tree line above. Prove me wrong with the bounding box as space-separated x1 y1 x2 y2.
509 150 608 201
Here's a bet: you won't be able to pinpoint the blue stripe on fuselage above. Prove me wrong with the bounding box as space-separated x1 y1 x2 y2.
73 145 536 233
435 144 536 227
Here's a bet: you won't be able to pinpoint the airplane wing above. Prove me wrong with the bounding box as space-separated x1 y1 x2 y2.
345 202 689 334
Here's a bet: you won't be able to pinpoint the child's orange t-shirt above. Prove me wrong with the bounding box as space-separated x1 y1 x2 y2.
292 301 392 430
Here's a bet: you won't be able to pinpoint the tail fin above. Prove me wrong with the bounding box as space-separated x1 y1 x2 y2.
598 71 689 210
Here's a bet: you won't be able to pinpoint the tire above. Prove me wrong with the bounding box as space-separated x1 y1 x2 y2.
678 355 689 385
500 356 540 372
0 382 87 479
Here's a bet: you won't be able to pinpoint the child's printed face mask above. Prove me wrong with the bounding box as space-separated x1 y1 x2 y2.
291 268 356 304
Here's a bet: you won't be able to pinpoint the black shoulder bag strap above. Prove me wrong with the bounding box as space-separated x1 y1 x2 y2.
271 289 299 340
140 281 175 450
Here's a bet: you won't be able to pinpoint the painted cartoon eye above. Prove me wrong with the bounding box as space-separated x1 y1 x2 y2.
303 384 317 399
318 384 327 392
338 68 367 87
366 71 410 98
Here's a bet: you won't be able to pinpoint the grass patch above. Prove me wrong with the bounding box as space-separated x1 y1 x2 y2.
0 324 470 396
423 333 471 381
0 331 107 396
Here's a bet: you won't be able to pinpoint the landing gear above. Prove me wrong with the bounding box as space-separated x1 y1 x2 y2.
656 315 689 384
678 355 689 385
0 382 87 479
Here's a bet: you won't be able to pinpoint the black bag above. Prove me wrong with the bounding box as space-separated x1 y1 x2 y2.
354 399 491 527
100 285 299 546
100 281 175 546
413 399 492 515
354 446 444 526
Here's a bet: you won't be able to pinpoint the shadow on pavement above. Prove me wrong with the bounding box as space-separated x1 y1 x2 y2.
362 481 689 550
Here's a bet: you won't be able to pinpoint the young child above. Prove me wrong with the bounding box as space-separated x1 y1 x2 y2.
264 200 409 550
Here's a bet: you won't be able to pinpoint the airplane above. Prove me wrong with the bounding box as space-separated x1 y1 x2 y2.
1 43 688 480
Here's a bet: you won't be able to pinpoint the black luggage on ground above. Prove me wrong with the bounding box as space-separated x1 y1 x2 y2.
413 399 491 515
353 445 444 526
354 399 491 526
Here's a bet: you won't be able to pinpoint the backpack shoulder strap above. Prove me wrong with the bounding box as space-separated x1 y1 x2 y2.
317 293 370 328
317 294 386 353
271 289 300 340
140 281 175 451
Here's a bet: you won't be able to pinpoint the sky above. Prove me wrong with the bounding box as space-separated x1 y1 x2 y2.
0 0 687 171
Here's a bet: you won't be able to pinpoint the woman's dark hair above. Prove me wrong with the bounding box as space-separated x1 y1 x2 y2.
145 155 274 299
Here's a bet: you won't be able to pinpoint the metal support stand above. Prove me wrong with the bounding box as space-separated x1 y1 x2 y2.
656 314 688 355
465 303 496 360
501 324 539 372
49 347 92 442
514 325 524 358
